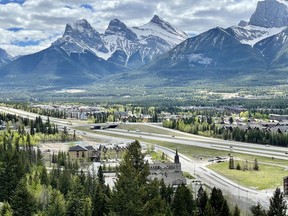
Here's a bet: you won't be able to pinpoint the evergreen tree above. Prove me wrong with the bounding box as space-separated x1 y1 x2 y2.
91 183 109 216
40 165 49 186
171 184 195 216
10 178 36 216
97 166 105 186
229 156 234 169
203 202 215 216
267 188 287 216
233 205 241 216
66 177 87 216
250 202 266 216
44 189 66 216
111 140 167 215
0 150 25 202
209 187 226 216
253 158 259 171
197 185 208 216
220 200 230 216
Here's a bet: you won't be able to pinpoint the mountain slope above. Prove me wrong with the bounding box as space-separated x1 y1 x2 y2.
254 27 288 68
142 27 266 79
0 45 125 87
0 48 12 66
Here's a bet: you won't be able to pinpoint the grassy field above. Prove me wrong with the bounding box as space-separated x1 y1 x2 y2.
76 126 288 189
208 161 288 190
77 126 288 166
118 123 192 137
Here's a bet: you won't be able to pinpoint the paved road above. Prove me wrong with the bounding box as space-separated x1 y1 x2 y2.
157 145 271 212
1 106 285 210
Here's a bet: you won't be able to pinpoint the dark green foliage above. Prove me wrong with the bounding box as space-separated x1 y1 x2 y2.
220 200 230 216
43 189 66 216
250 202 267 216
160 179 173 205
0 149 26 202
229 156 234 169
171 184 195 216
66 177 87 216
209 187 228 216
97 165 105 185
10 178 36 216
233 205 241 216
197 185 208 216
267 188 287 216
110 140 168 216
253 158 259 171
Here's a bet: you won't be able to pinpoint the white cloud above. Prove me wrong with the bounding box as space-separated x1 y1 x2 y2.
0 0 260 56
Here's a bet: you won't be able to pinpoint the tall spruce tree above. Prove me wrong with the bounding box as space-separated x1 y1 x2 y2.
10 178 36 216
110 140 168 216
66 177 87 216
197 185 208 216
43 189 66 216
171 184 195 216
267 188 287 216
250 202 266 216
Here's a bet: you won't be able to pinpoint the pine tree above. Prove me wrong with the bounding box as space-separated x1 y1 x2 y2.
253 158 259 171
209 187 226 216
233 205 241 216
171 184 195 216
220 200 230 216
110 140 167 215
66 177 87 216
44 189 66 216
203 202 215 216
250 202 266 216
197 185 208 216
267 188 287 216
10 178 36 216
97 166 105 186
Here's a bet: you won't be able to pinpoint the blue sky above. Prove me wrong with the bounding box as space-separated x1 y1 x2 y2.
0 0 262 56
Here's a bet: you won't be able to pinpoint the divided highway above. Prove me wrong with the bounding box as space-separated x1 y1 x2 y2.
1 106 287 210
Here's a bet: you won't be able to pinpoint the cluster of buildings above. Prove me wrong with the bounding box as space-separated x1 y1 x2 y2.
223 115 288 134
31 104 105 120
68 142 129 162
68 142 186 187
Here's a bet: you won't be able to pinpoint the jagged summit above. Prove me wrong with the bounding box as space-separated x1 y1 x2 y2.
0 48 12 66
249 0 288 28
104 19 137 40
140 15 188 39
53 19 108 55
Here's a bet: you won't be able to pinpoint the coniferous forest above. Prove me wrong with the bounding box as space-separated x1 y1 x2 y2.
0 111 287 215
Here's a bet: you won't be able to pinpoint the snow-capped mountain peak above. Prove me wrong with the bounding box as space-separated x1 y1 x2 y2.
104 19 137 40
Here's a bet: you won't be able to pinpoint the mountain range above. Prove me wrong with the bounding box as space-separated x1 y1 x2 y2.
1 0 288 89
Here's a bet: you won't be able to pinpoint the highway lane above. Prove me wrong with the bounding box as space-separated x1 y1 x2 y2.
157 145 271 211
90 128 288 160
0 106 285 209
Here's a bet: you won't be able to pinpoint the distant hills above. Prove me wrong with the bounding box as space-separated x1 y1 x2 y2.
1 0 288 89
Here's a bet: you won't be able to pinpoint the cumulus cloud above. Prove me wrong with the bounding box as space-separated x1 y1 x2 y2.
0 0 260 56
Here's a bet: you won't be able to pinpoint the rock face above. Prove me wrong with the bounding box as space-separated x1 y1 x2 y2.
249 0 288 28
143 27 266 78
0 48 12 66
254 27 288 68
